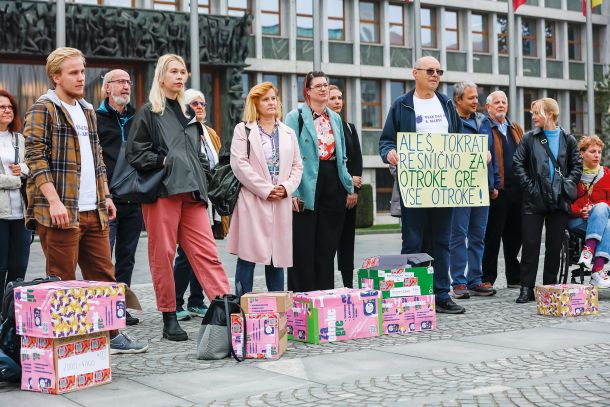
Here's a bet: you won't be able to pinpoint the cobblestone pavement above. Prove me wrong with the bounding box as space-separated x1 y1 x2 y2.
2 233 610 406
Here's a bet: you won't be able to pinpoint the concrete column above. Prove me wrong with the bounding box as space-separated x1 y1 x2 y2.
538 18 547 78
353 0 361 65
381 0 390 68
190 0 200 90
56 0 65 48
561 89 571 130
438 7 446 68
561 21 570 80
217 0 227 14
491 12 499 75
321 0 329 64
253 0 262 59
290 73 298 111
465 10 473 73
516 16 523 77
353 78 362 138
288 0 297 61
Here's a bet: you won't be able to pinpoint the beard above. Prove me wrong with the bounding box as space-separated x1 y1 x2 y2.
111 94 130 106
494 112 506 121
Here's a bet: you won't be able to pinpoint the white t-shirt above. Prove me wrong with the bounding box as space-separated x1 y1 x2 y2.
413 95 449 134
61 101 97 212
0 130 23 218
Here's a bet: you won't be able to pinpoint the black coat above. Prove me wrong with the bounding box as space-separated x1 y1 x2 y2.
513 127 581 215
342 121 363 191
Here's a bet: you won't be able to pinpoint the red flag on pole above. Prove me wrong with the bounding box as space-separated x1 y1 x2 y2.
514 0 527 11
583 0 604 16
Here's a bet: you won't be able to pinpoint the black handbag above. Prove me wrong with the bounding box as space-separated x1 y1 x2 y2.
110 143 165 204
540 132 577 202
196 294 246 362
208 126 250 216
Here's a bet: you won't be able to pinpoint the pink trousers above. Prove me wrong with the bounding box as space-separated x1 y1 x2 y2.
142 193 229 312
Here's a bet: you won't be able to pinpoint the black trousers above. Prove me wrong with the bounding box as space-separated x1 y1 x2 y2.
482 187 522 285
109 202 143 286
288 160 347 292
337 205 357 288
520 210 568 287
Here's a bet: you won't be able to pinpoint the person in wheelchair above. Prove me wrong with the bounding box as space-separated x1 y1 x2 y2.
569 135 610 288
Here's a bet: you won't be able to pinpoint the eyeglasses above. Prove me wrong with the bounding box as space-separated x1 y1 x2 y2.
190 101 207 107
415 68 444 76
108 79 132 86
309 83 329 91
0 105 13 112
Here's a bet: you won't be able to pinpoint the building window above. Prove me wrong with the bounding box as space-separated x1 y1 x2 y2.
570 92 584 135
102 0 136 6
497 16 508 55
523 88 538 131
153 0 180 10
593 26 602 63
388 3 405 46
521 18 537 57
545 21 556 59
421 8 437 48
361 79 382 129
359 1 380 44
262 74 282 94
261 0 281 36
227 0 251 16
197 0 210 13
328 0 345 41
568 23 582 61
445 10 459 51
297 0 313 38
472 13 489 53
375 169 394 213
390 81 406 103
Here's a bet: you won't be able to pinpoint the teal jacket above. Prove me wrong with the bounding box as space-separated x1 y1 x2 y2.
285 105 354 210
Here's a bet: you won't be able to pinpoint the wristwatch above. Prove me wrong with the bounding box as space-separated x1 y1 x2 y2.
105 194 113 199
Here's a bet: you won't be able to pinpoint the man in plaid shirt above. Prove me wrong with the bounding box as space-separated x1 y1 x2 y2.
24 47 147 354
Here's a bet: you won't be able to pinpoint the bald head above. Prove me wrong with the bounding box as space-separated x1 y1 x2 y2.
414 56 439 70
103 69 131 108
412 56 442 95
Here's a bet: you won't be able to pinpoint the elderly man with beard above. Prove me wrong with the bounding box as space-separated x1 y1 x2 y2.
97 69 142 326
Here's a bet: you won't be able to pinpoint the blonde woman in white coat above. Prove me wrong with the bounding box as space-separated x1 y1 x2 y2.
0 90 31 300
228 82 303 293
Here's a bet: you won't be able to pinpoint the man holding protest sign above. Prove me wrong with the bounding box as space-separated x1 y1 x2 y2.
449 82 500 299
379 56 465 314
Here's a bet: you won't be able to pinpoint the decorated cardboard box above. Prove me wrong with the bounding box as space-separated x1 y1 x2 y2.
381 295 436 334
536 284 599 317
287 288 382 344
358 254 434 298
231 313 287 359
240 292 293 314
20 332 111 394
14 281 127 338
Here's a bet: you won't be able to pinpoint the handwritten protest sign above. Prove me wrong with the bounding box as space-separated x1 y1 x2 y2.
397 132 489 208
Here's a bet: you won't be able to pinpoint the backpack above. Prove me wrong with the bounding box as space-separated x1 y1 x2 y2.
0 276 61 381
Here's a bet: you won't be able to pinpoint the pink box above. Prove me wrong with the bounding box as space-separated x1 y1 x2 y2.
287 288 382 344
231 313 287 359
14 281 127 338
536 284 599 317
381 295 436 334
20 332 111 394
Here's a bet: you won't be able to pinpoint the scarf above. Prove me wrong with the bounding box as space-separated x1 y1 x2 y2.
581 165 603 193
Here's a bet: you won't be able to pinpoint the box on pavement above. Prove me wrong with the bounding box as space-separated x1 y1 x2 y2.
358 254 434 298
287 288 382 344
381 295 436 334
240 292 292 314
14 281 127 338
536 284 599 317
231 313 287 359
20 332 111 394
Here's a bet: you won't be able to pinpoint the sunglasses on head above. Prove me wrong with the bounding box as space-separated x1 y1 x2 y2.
415 68 444 76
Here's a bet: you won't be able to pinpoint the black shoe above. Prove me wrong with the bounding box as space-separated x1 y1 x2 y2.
126 311 139 326
515 287 535 303
436 298 466 314
162 312 188 341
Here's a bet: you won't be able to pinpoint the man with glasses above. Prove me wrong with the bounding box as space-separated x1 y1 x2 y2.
97 69 141 326
379 56 465 314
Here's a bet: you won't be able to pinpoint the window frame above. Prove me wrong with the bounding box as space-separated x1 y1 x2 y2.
567 23 582 61
471 13 489 53
592 26 601 63
198 0 210 14
444 9 460 51
296 1 313 39
421 7 437 49
545 21 556 60
227 0 252 16
388 3 405 46
361 79 382 130
521 18 537 58
359 1 381 44
72 0 137 5
260 0 281 37
153 0 180 10
327 0 346 42
497 15 508 55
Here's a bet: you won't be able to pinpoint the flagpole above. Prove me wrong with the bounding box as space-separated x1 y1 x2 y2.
413 0 422 61
585 0 595 134
508 0 517 117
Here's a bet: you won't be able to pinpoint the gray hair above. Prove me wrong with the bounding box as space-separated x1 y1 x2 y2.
486 90 508 105
184 88 205 105
413 56 440 69
101 69 130 95
453 81 478 101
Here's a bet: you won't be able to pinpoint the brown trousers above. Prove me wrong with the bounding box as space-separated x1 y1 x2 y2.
37 211 116 283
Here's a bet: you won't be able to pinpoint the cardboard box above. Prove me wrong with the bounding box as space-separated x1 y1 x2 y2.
287 288 382 344
20 332 111 394
358 254 434 298
536 284 599 317
14 281 127 338
231 313 287 359
382 295 436 334
240 292 293 314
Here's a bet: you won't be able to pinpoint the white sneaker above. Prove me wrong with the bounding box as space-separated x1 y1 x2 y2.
578 247 594 269
590 271 610 289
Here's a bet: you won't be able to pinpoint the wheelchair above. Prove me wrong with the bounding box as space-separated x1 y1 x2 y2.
558 228 591 284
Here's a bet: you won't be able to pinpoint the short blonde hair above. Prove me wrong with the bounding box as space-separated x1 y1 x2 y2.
149 54 187 114
46 47 85 87
578 135 605 152
531 98 560 123
329 84 340 93
242 82 282 122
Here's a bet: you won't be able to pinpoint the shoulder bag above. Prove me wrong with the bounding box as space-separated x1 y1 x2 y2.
110 142 165 203
540 132 577 202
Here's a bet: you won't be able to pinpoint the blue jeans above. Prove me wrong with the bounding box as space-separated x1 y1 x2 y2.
400 206 454 301
0 218 31 301
449 206 489 288
568 202 610 260
235 258 284 294
173 245 205 311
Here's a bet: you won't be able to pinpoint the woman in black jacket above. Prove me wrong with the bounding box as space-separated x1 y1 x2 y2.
328 85 363 288
513 98 581 303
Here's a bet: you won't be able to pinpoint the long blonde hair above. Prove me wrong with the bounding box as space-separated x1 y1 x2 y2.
242 82 282 122
149 54 187 114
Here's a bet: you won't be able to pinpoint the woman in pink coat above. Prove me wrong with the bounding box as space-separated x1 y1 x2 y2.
228 82 303 293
